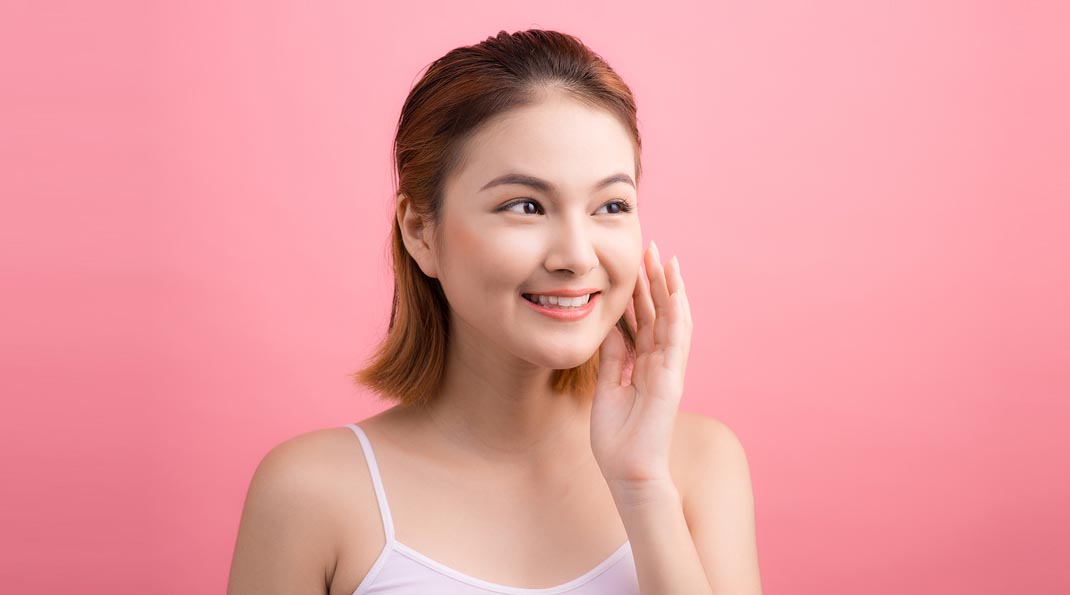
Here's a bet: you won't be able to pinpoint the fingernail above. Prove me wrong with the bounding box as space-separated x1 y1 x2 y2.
650 241 659 261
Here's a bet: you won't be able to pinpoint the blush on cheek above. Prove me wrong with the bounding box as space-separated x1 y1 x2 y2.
439 224 489 277
444 221 478 254
446 224 533 296
481 227 541 267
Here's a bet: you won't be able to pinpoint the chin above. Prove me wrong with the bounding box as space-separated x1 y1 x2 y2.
526 346 599 370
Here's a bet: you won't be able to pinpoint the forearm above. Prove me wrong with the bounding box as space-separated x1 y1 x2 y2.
611 481 713 595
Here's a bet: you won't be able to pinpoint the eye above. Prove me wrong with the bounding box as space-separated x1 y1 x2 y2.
499 199 543 215
595 199 634 215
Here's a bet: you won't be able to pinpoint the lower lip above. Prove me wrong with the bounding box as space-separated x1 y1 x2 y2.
522 293 600 321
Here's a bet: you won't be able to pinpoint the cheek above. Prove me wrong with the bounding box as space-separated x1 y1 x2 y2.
445 220 481 255
605 227 644 279
442 223 537 292
436 223 483 298
596 232 643 315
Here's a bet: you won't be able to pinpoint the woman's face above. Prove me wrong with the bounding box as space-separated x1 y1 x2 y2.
425 93 643 371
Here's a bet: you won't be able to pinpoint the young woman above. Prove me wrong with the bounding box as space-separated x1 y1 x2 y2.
228 29 762 595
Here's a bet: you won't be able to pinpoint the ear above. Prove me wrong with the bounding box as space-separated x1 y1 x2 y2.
396 193 439 279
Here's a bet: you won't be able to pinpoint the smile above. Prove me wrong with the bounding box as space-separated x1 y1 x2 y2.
521 292 597 307
520 292 601 321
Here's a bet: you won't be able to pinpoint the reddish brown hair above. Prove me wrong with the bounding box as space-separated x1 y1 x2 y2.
353 29 641 408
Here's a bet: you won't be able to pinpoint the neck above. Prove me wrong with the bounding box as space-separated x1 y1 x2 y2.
411 322 595 471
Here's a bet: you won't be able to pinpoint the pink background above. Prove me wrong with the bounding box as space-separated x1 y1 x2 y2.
3 1 1068 593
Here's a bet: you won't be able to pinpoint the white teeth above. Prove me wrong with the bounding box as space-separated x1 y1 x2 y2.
526 293 593 308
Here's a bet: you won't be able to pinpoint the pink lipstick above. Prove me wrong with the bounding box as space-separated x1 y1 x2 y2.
521 292 600 321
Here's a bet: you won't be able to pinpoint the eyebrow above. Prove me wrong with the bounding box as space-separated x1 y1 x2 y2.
478 172 636 193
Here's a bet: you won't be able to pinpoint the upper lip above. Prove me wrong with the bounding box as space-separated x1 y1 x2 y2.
522 288 601 297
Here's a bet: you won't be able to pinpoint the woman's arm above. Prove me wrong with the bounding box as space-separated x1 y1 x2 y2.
227 436 339 595
610 416 762 595
683 416 763 595
611 479 715 595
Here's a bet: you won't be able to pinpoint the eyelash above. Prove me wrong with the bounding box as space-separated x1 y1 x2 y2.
498 199 634 216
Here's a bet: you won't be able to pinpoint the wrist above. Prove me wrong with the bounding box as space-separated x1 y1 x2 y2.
608 478 680 511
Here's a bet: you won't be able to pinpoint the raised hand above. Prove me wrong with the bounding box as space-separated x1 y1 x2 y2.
590 240 693 493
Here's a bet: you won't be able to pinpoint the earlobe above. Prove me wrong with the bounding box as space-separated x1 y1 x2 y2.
396 193 439 278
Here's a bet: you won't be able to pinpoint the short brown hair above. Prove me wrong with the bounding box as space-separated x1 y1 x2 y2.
353 29 641 408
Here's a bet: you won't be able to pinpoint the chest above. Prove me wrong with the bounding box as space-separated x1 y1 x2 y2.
327 421 694 595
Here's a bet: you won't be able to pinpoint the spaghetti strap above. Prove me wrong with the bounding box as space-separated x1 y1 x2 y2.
345 423 396 545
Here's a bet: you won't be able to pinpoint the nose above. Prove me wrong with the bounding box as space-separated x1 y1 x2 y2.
544 212 598 276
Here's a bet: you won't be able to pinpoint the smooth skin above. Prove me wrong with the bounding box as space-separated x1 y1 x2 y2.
228 89 761 594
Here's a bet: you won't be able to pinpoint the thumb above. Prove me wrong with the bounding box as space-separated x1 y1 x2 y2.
596 326 627 391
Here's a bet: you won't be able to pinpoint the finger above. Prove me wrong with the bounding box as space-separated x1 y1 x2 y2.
596 325 627 390
666 255 691 329
633 248 656 354
679 285 693 334
675 257 693 330
660 257 692 371
623 299 638 336
662 257 685 343
663 292 691 372
646 241 672 348
666 255 682 296
622 299 642 360
647 255 691 376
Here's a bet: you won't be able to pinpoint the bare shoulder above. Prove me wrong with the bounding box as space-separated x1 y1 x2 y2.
676 411 763 593
246 426 368 509
227 426 369 595
677 411 747 453
675 411 751 501
258 426 361 479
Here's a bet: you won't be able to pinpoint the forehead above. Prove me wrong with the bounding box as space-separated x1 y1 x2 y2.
449 96 637 194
